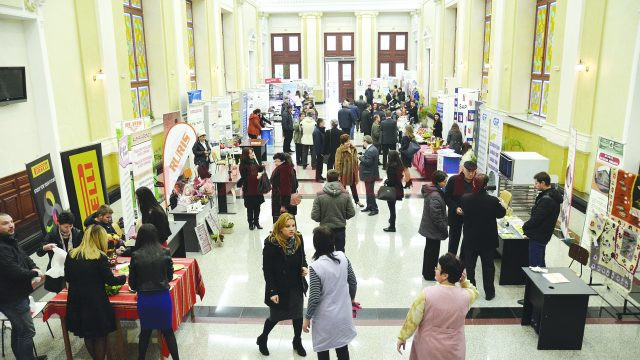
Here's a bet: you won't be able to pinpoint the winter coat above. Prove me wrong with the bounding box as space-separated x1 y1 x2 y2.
418 184 448 240
385 166 404 200
192 141 211 167
522 187 563 244
360 109 373 135
461 189 507 250
355 99 367 114
293 122 302 144
300 117 316 145
371 123 381 146
365 88 374 104
38 225 83 265
270 163 299 216
446 129 463 154
281 109 294 131
359 144 379 181
444 173 483 224
313 126 325 155
248 113 262 136
433 120 443 139
338 107 356 130
311 182 356 229
380 119 398 145
335 144 360 187
262 233 308 309
0 235 39 304
239 158 266 208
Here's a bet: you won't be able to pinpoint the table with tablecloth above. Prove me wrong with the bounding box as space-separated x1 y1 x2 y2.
43 257 206 359
412 145 438 181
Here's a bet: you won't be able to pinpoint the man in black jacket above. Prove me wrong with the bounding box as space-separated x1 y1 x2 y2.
359 135 380 215
313 119 326 181
337 101 356 136
0 213 46 360
360 104 373 136
461 175 507 300
324 119 342 170
281 103 294 153
522 172 562 267
84 204 117 235
444 161 483 256
379 111 398 169
365 84 374 105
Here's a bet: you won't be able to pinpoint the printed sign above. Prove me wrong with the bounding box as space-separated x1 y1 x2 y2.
163 123 197 207
188 103 206 136
194 222 211 255
597 137 624 167
476 109 490 174
60 144 108 229
118 135 136 238
205 212 219 235
560 129 577 238
25 154 63 234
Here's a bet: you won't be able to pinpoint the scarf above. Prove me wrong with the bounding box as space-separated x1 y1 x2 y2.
284 236 297 255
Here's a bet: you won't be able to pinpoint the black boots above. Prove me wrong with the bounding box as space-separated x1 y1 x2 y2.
257 335 269 355
292 337 307 357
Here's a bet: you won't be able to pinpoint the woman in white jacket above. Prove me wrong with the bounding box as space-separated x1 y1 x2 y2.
303 226 358 360
300 111 317 168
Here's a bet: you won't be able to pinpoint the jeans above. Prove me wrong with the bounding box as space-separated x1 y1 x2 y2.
332 228 346 252
528 239 547 267
301 145 312 166
283 130 294 152
364 180 377 211
0 298 36 360
318 344 349 360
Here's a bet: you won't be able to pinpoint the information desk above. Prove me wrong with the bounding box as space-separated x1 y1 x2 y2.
261 126 275 147
171 204 214 252
497 218 529 285
239 138 268 163
43 258 205 359
521 267 597 350
209 167 240 214
167 220 186 258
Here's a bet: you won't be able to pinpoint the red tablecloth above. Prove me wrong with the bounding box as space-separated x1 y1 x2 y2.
413 145 438 180
43 257 205 357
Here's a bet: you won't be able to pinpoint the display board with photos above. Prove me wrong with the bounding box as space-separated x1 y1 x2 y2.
194 222 212 255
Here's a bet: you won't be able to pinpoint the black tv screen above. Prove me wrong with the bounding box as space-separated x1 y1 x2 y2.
0 67 27 104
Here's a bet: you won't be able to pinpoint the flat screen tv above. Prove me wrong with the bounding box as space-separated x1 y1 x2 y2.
0 67 27 105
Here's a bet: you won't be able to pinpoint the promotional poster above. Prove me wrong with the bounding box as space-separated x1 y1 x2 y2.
25 154 63 234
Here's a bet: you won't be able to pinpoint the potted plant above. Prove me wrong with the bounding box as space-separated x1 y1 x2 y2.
210 233 223 247
220 218 234 234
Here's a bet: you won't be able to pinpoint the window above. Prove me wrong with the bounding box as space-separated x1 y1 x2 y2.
529 0 556 117
271 34 301 79
324 33 354 57
186 0 196 90
124 0 151 118
378 32 408 77
481 0 491 101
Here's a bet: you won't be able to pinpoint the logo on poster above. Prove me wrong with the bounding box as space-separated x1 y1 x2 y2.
31 159 51 178
76 162 101 218
169 133 192 172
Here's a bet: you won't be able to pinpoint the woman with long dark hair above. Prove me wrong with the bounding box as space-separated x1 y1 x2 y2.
446 123 463 154
128 224 179 359
384 151 404 232
270 152 299 224
239 147 265 230
303 226 357 360
135 187 172 246
257 213 308 356
432 113 443 139
399 125 416 189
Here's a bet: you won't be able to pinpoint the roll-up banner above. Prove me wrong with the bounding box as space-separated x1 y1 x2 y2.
25 154 63 234
60 144 108 230
162 123 197 207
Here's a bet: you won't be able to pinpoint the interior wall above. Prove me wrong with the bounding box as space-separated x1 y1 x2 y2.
323 14 356 33
222 10 237 92
0 19 41 177
443 6 457 85
376 13 411 32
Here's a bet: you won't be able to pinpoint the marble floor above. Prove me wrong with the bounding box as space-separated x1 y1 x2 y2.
21 105 640 359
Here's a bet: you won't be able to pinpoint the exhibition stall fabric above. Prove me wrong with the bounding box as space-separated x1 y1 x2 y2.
43 258 206 359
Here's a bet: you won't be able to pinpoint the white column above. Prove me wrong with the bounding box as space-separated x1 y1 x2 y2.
300 12 322 88
355 11 377 81
259 13 270 80
430 0 444 94
95 0 123 126
488 0 506 107
622 11 640 172
408 11 419 71
234 0 247 90
172 0 188 111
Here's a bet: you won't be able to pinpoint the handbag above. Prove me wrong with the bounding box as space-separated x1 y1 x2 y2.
257 172 271 194
402 140 421 158
44 275 65 293
376 185 397 201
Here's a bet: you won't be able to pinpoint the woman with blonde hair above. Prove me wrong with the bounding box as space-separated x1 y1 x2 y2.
399 124 417 189
335 134 364 207
65 225 127 360
257 213 309 357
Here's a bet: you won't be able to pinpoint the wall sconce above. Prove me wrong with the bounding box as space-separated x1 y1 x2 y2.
483 63 491 69
93 69 106 81
575 60 589 72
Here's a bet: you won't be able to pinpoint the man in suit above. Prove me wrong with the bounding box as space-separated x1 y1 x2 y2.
313 118 326 181
461 174 507 300
373 103 385 125
338 101 356 136
360 104 373 136
379 111 398 169
324 119 342 170
364 84 374 105
359 135 379 216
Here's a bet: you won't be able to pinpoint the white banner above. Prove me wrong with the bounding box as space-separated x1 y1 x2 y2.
131 129 155 194
487 112 504 196
117 135 136 238
476 108 491 174
187 103 206 135
163 123 197 206
560 129 577 238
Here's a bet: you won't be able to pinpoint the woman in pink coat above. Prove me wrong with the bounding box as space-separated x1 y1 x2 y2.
397 253 478 360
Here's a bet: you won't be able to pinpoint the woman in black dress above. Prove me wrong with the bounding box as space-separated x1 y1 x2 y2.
270 152 299 224
136 187 172 246
383 151 405 233
399 124 416 189
239 147 265 230
128 224 179 359
257 213 308 357
65 225 126 360
432 113 443 139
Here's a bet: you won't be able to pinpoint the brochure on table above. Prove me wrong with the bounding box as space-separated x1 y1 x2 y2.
116 120 155 239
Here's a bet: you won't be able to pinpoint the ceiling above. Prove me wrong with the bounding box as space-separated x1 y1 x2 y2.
253 0 422 14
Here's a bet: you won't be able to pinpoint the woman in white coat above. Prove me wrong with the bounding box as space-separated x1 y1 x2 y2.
303 226 357 360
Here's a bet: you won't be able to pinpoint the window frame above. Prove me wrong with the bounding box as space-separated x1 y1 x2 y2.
377 32 408 77
528 0 556 117
124 0 152 118
271 33 301 80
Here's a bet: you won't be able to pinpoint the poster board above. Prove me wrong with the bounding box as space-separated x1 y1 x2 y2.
437 93 455 141
205 211 219 235
560 129 577 238
187 103 206 136
117 134 136 238
162 123 197 207
60 144 108 230
194 222 212 254
454 88 479 143
25 154 63 234
487 112 504 196
476 107 491 174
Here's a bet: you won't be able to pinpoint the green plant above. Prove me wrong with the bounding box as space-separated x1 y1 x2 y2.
220 218 234 228
502 138 525 151
210 233 219 240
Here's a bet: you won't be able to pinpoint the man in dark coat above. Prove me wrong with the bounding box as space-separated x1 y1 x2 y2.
373 104 386 126
281 104 294 153
355 95 367 115
0 213 46 360
360 104 373 136
324 119 342 170
379 111 398 169
312 119 326 181
418 171 449 280
359 135 380 215
461 175 507 300
84 204 117 235
348 102 360 135
364 85 374 105
444 161 483 256
522 172 562 267
337 101 356 136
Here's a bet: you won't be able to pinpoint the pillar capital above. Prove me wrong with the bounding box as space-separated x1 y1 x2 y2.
355 11 378 17
299 12 323 18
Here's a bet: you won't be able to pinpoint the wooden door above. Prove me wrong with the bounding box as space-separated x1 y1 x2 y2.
338 61 354 102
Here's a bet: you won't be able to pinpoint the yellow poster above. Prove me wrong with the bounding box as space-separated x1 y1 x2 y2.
68 149 106 225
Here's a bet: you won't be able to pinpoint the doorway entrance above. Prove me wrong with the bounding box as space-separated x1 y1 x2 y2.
338 61 354 102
